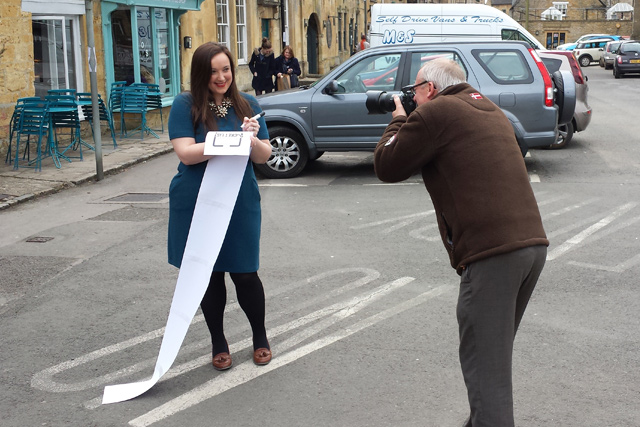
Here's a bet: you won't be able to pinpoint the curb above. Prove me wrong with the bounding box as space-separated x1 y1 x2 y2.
0 146 174 211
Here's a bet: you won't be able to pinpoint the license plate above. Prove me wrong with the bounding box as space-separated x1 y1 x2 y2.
631 59 640 64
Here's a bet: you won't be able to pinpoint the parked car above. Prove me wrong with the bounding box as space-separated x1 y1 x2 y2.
539 50 592 148
613 41 640 78
573 38 612 67
256 41 575 178
557 34 618 51
600 40 625 69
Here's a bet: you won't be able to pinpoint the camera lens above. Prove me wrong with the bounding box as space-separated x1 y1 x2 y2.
365 90 397 115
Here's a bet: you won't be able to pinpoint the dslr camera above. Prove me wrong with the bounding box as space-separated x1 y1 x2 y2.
365 85 417 115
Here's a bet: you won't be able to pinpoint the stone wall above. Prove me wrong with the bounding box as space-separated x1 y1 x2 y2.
0 0 34 161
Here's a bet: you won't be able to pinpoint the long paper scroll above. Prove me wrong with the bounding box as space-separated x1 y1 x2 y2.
102 133 251 404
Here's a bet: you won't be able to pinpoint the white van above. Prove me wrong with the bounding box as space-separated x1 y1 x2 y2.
369 4 544 50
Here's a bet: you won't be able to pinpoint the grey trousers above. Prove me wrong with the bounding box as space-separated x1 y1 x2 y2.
458 245 547 427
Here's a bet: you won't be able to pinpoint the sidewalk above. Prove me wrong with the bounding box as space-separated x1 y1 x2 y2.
0 130 173 210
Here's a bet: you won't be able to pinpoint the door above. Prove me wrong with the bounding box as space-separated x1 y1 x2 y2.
306 15 319 74
310 52 403 149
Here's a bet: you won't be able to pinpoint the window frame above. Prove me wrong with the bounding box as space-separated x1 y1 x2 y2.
216 0 230 48
235 0 247 64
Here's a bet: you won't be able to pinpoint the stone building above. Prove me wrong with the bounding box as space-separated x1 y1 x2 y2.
509 0 635 48
0 0 369 162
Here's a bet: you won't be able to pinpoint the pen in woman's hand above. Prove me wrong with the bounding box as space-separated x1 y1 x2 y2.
241 111 266 130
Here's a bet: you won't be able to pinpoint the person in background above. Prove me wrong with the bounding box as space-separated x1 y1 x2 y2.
357 34 370 52
167 42 273 371
274 45 301 90
249 37 276 96
374 58 548 427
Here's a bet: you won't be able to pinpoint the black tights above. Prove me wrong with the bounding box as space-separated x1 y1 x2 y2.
200 271 269 355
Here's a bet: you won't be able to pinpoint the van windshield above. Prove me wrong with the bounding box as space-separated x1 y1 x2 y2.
502 29 539 50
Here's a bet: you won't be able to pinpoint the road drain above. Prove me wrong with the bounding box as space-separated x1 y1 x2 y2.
26 237 54 243
104 193 169 203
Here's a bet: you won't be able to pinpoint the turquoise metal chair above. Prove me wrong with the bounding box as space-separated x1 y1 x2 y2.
108 81 127 136
121 85 158 139
5 97 42 165
13 100 49 172
77 92 117 148
46 95 93 164
132 83 163 134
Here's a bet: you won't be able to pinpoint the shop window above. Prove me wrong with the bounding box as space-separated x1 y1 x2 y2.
216 0 230 47
236 0 247 63
546 32 566 49
111 7 173 95
32 17 81 98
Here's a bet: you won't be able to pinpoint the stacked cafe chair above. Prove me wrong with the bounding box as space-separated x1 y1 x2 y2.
5 97 42 166
13 98 49 172
78 92 118 148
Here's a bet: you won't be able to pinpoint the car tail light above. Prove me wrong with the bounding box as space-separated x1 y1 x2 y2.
528 48 554 107
545 51 585 85
617 56 623 64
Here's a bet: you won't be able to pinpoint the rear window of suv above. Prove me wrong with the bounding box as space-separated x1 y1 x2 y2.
471 49 533 84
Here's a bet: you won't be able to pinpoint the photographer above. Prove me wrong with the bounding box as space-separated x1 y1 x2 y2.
373 58 549 427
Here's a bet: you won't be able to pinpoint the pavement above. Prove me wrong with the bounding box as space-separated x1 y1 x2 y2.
0 128 173 211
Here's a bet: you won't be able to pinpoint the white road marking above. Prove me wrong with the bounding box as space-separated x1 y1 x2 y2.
259 183 307 187
351 211 434 234
33 268 381 394
568 253 640 273
128 283 450 427
546 202 638 261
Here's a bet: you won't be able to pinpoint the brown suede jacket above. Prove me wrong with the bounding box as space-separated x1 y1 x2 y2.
374 83 549 274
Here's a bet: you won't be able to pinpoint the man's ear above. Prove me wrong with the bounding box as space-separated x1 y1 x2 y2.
427 84 438 100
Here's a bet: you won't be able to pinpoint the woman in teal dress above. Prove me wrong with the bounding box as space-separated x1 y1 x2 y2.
168 42 273 370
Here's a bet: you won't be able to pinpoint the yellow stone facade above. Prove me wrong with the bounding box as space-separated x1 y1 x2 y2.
0 0 370 160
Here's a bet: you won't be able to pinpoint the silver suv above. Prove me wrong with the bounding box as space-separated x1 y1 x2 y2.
256 41 575 178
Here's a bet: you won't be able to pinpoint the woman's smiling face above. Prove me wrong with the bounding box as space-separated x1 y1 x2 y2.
209 52 232 99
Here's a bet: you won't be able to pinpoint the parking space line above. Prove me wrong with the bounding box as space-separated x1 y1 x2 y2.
128 282 451 427
547 202 638 261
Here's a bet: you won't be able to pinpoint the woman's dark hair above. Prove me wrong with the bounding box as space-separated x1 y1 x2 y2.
261 38 272 50
189 42 252 131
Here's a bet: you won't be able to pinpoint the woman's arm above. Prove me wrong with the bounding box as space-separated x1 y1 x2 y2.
171 137 213 165
250 137 272 164
291 58 302 76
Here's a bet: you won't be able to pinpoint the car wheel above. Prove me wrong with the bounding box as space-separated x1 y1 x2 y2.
254 126 309 179
549 121 574 149
579 55 592 67
599 57 604 67
613 65 621 79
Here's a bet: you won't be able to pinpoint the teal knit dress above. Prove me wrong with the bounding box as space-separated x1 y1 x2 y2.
167 92 268 272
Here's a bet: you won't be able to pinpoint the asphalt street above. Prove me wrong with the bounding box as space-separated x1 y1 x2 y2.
0 65 639 427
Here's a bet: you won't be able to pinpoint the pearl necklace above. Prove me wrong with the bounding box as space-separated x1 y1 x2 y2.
208 97 233 118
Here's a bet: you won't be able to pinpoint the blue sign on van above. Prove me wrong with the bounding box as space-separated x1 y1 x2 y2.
382 29 416 45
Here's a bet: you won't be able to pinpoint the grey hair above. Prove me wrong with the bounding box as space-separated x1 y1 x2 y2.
418 58 466 91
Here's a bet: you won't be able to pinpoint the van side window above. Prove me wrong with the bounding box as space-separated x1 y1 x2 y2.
409 52 467 83
333 53 402 94
501 29 538 50
472 50 534 84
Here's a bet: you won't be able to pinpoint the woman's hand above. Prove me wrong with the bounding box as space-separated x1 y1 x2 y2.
242 117 260 137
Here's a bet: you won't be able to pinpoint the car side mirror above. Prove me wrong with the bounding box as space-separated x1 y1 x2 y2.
324 80 339 95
